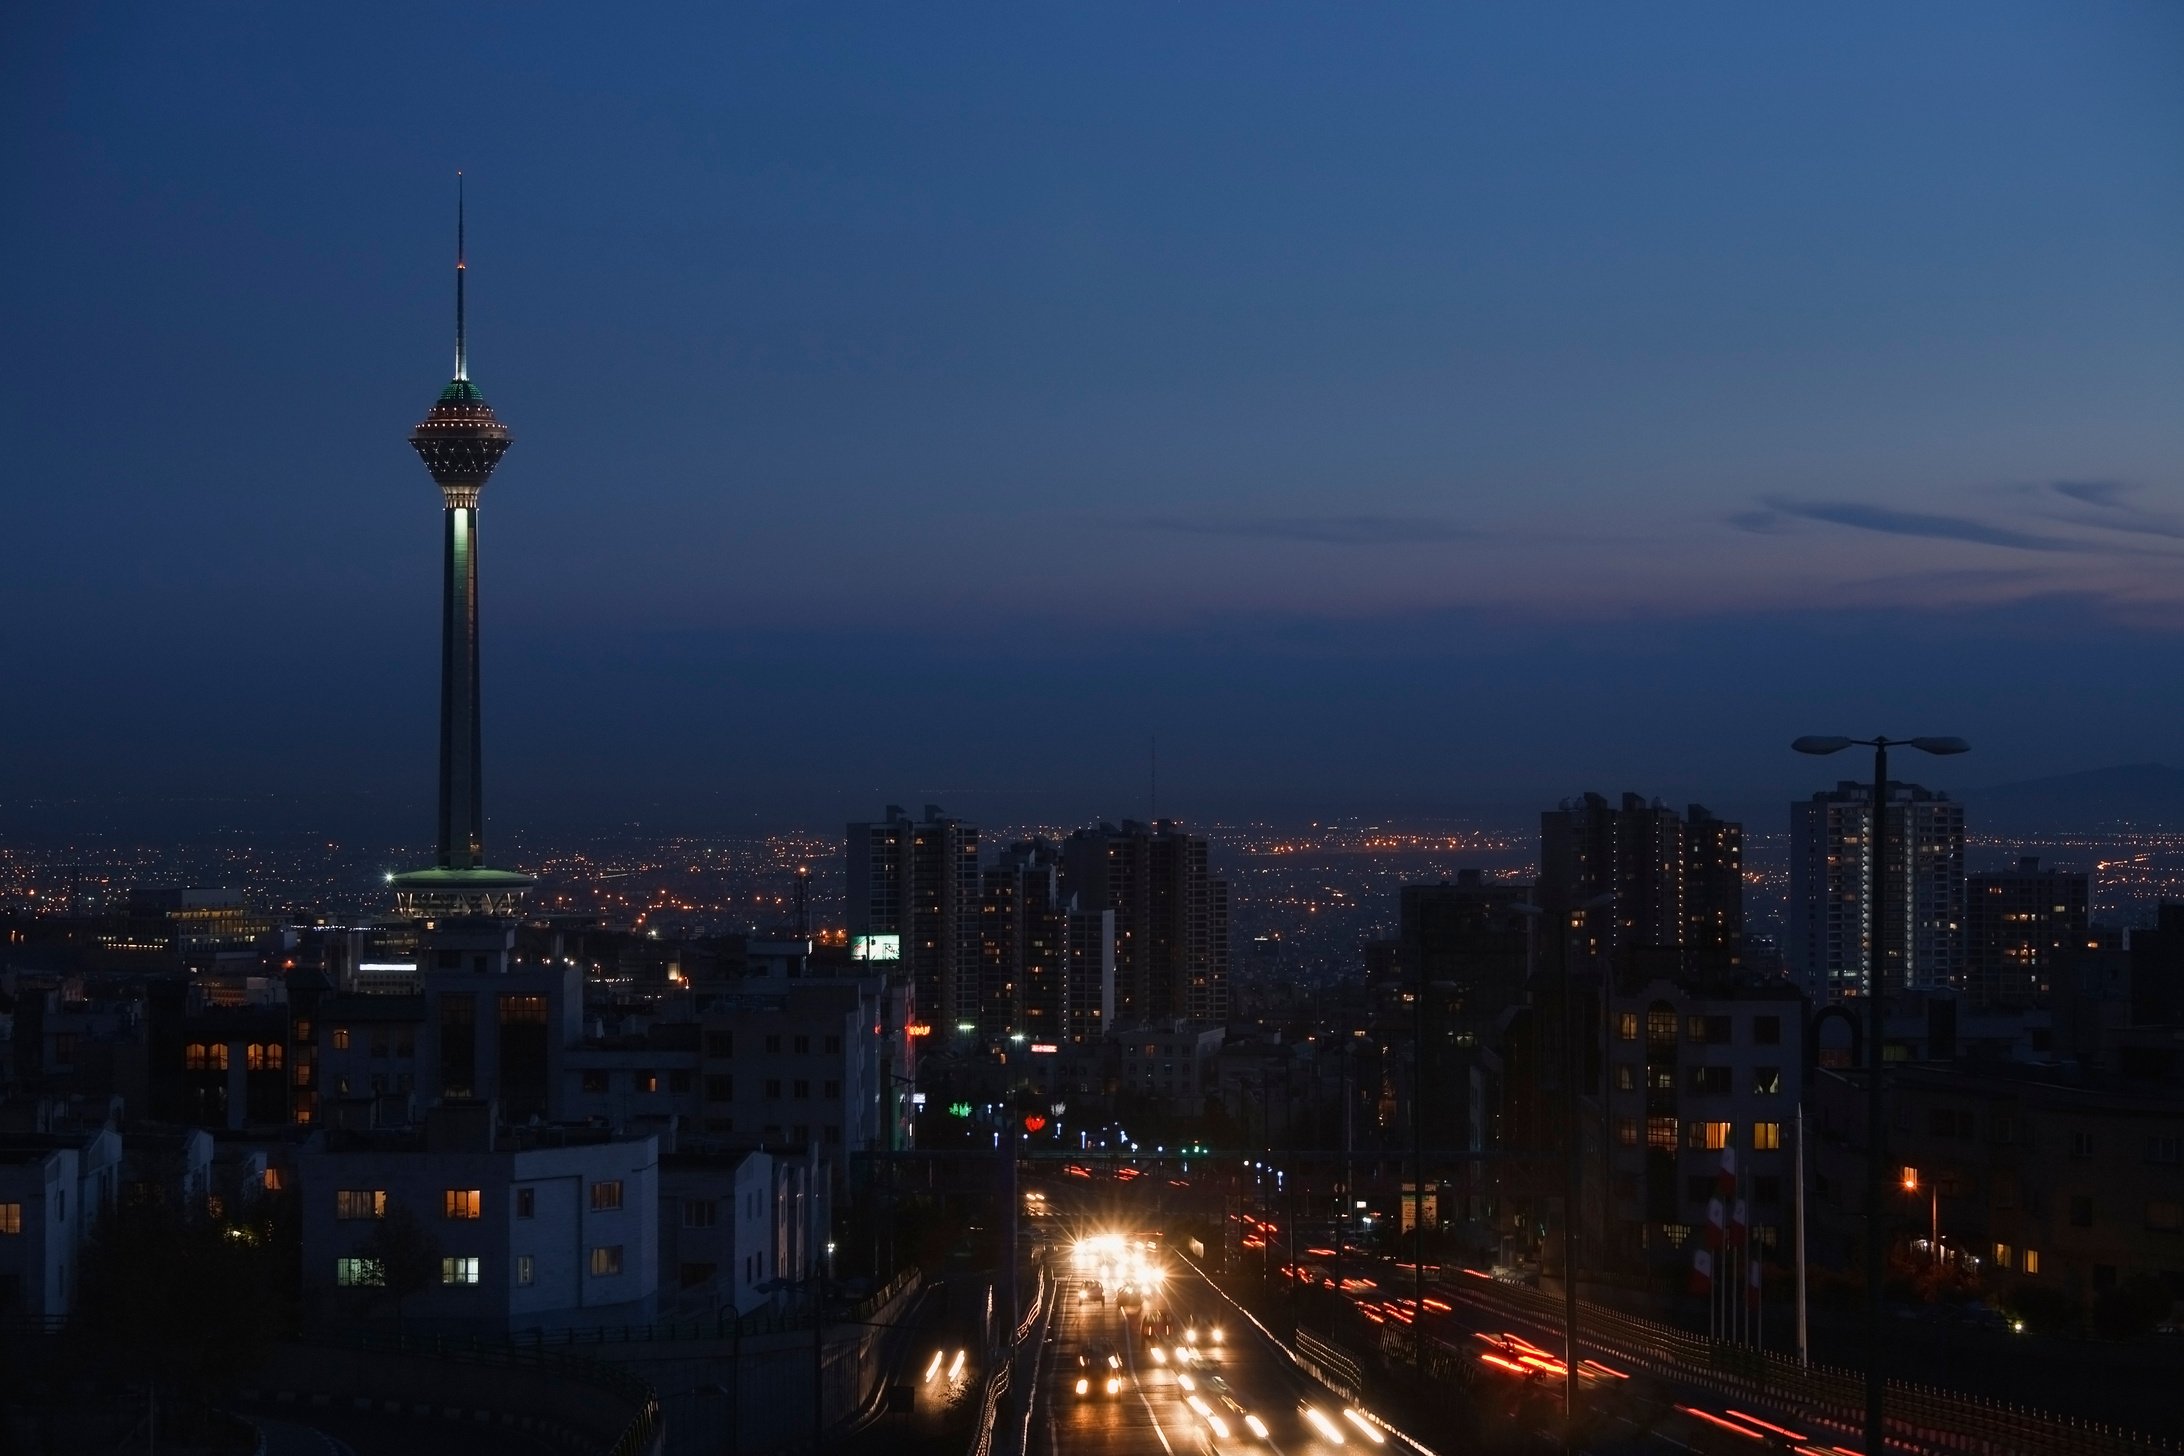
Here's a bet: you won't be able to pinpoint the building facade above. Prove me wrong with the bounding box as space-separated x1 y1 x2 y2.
846 805 978 1036
1960 857 2092 1009
1061 821 1229 1026
299 1113 659 1334
1790 780 1966 1001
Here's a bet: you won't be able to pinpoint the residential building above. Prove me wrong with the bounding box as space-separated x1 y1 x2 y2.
659 1149 781 1314
0 1117 121 1319
1115 1021 1225 1112
846 805 978 1037
1812 1062 2184 1304
1965 857 2091 1008
1600 978 1806 1272
316 918 581 1126
1540 794 1744 983
1061 821 1229 1026
298 1105 659 1334
1790 780 1966 1001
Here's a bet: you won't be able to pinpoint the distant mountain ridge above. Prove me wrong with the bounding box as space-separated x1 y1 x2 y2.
1959 763 2184 832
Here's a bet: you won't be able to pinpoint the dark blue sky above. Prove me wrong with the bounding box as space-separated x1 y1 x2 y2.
6 5 2183 834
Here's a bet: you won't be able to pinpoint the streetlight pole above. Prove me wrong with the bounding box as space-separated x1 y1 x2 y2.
1792 733 1969 1456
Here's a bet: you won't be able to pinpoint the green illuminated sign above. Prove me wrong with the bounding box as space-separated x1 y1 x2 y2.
948 1102 973 1119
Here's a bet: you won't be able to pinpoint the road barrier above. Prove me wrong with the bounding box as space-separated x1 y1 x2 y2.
1448 1273 2181 1456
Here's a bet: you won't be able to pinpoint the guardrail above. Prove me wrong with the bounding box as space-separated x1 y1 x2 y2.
968 1267 1049 1456
1294 1327 1363 1403
1448 1274 2182 1456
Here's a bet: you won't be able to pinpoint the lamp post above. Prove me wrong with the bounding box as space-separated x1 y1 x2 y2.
1902 1167 1939 1266
1791 733 1969 1456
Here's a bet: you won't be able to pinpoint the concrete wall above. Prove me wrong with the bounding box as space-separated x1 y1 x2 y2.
241 1340 655 1454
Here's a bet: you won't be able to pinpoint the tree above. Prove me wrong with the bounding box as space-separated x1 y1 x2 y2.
356 1199 441 1333
75 1197 282 1438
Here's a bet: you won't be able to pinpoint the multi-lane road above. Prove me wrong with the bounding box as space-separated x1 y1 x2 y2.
1032 1232 1401 1456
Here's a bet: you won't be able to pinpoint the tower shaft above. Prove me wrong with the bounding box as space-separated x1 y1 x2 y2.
438 499 484 868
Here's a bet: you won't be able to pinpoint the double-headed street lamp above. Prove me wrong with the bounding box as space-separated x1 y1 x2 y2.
1791 733 1969 1456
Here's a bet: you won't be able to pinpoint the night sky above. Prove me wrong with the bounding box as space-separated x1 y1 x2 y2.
7 6 2183 833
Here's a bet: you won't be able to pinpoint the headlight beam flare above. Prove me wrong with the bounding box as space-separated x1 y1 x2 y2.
1303 1404 1347 1444
1342 1408 1387 1443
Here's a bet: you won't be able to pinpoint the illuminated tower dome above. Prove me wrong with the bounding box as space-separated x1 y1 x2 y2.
391 177 533 920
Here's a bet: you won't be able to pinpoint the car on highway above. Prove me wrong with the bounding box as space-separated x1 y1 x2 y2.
1141 1306 1172 1340
1071 1350 1123 1398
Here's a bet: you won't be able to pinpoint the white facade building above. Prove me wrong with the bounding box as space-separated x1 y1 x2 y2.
299 1107 659 1334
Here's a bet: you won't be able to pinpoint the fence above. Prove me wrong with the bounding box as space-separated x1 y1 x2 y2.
1449 1274 2181 1456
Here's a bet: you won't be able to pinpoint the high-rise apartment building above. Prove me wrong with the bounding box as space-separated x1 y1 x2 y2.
979 841 1071 1044
1539 794 1744 982
1964 857 2090 1007
1060 821 1229 1025
845 805 978 1034
1789 780 1965 1001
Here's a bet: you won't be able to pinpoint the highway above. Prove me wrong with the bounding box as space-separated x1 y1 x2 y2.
1032 1231 1401 1456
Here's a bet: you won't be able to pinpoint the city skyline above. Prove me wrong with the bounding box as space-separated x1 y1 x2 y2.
8 6 2184 827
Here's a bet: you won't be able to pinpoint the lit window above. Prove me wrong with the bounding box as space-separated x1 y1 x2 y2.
2023 1249 2040 1275
336 1257 382 1287
591 1180 623 1212
262 1168 283 1192
1752 1122 1783 1151
441 1256 480 1286
0 1204 20 1235
516 1254 535 1286
336 1189 387 1220
1617 1011 1639 1042
1646 1117 1677 1150
1616 1118 1638 1147
444 1188 482 1220
184 1043 211 1071
247 1044 267 1071
1688 1121 1731 1151
590 1245 624 1277
332 1028 350 1051
1993 1243 2013 1269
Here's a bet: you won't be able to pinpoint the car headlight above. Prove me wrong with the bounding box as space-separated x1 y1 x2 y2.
1076 1378 1089 1394
1107 1377 1122 1394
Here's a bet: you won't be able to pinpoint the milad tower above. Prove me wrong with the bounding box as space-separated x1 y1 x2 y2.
390 180 533 919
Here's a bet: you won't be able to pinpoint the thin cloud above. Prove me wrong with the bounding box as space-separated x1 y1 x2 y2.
2042 480 2184 541
1763 497 2094 553
1134 513 1477 545
2050 480 2133 508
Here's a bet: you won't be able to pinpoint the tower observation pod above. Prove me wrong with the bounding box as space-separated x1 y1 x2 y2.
391 177 532 921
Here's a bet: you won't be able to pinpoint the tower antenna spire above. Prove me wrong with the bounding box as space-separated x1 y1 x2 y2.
454 172 467 381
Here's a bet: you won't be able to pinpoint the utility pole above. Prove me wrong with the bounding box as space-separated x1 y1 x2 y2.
1561 909 1581 1432
1795 1103 1809 1367
1413 965 1427 1380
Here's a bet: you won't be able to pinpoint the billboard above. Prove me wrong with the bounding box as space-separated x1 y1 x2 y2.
850 933 901 962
